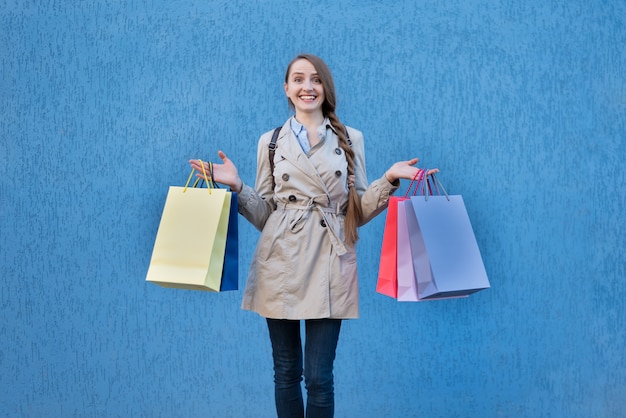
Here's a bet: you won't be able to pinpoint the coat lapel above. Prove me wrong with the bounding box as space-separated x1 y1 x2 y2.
275 122 330 194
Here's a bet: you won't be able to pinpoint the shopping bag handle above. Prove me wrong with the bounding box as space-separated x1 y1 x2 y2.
405 169 427 197
184 159 215 194
191 161 220 190
422 172 450 201
408 169 434 198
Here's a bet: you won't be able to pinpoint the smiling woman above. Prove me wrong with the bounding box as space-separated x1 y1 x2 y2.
189 53 436 417
284 58 326 120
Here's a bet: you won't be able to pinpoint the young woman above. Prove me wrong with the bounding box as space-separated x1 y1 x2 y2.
190 54 437 418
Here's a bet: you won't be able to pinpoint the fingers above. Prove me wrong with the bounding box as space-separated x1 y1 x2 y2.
406 158 438 176
217 150 228 162
188 159 202 170
188 159 205 167
188 160 211 179
189 154 230 168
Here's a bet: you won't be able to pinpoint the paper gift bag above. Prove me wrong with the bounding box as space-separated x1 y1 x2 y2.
219 192 238 291
407 176 490 299
396 200 420 301
146 164 232 291
376 171 427 298
398 196 469 302
376 196 406 298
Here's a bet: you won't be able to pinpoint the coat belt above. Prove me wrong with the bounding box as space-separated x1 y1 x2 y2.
278 196 348 256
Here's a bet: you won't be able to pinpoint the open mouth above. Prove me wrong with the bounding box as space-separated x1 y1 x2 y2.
299 95 317 101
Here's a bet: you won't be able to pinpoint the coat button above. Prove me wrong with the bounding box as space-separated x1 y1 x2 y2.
288 195 297 202
334 148 342 155
335 170 342 177
320 220 327 227
282 173 290 181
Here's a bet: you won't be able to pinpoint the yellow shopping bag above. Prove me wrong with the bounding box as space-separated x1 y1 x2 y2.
146 162 231 291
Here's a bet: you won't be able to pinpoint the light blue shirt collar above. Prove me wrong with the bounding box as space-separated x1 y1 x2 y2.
289 116 329 154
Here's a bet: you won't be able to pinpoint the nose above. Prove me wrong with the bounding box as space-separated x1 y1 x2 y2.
303 78 313 90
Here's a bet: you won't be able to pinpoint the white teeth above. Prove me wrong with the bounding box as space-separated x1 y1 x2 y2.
300 95 316 100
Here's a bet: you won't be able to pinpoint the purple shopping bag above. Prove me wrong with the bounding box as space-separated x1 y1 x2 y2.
401 198 469 302
396 200 420 301
407 175 490 299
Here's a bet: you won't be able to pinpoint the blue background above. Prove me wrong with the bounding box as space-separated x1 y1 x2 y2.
1 1 624 417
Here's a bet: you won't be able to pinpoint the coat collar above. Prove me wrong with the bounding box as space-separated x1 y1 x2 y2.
275 118 336 194
276 117 335 161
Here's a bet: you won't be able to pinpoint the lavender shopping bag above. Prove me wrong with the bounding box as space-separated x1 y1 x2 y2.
407 175 490 300
396 200 420 301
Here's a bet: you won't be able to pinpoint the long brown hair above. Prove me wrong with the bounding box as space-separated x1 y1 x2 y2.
285 54 363 246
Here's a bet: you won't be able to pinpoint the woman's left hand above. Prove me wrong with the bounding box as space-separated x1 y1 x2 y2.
384 158 439 183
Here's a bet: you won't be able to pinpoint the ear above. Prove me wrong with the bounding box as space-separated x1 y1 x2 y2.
283 82 288 95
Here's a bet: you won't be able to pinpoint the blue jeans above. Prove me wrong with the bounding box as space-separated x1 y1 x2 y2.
266 318 342 418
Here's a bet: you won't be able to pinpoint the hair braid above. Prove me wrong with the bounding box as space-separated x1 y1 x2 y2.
327 111 363 246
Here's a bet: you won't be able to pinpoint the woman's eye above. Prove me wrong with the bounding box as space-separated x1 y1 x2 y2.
313 78 322 84
294 77 302 82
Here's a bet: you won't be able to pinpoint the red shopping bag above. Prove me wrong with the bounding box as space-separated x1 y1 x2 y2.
376 171 426 298
376 197 405 298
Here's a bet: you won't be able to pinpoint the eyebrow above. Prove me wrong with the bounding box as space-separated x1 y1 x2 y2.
291 71 319 76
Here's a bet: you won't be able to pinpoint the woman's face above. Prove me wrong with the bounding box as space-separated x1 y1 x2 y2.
284 59 325 117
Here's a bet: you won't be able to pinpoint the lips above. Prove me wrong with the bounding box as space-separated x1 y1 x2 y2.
299 95 317 101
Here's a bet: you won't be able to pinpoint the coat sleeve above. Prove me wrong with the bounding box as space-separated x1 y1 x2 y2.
348 127 400 226
237 131 276 231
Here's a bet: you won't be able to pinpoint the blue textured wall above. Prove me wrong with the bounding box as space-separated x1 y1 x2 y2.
1 1 624 417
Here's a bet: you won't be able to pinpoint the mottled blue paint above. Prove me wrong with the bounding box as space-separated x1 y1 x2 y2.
1 1 624 417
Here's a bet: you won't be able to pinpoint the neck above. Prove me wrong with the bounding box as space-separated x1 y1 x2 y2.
294 111 324 128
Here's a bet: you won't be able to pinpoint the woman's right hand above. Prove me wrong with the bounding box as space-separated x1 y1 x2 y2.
189 150 243 192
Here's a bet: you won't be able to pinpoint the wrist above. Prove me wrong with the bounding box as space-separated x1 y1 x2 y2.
234 179 243 193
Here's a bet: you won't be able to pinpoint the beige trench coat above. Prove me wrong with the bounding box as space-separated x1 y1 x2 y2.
238 118 399 319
